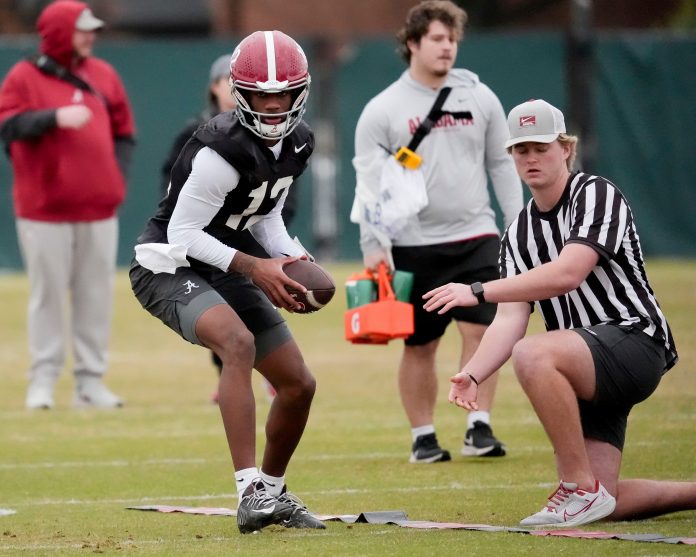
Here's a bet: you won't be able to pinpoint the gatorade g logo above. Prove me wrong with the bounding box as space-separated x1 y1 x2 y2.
351 312 361 334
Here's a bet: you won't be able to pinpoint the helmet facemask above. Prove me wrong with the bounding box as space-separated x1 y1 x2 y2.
229 30 311 140
232 79 310 140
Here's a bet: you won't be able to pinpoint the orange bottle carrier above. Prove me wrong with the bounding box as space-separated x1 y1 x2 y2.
344 263 414 345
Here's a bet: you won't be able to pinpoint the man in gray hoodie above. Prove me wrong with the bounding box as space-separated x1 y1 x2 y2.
353 0 522 463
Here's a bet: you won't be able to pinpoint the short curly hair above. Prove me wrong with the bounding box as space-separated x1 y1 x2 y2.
396 1 468 64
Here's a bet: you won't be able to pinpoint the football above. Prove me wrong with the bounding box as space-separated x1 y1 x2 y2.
283 259 336 314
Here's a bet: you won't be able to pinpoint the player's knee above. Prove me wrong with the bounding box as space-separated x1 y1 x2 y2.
404 338 438 360
281 368 316 405
511 337 544 384
217 328 256 367
300 373 317 402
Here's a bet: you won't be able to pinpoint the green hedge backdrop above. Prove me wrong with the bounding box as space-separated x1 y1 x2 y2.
0 31 694 269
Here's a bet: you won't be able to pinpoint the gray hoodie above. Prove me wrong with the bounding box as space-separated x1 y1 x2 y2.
353 68 522 252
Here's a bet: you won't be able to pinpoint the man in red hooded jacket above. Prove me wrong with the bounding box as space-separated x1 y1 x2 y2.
0 1 136 409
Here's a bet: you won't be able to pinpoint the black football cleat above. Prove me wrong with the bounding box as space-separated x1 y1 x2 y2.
277 486 326 530
236 480 293 534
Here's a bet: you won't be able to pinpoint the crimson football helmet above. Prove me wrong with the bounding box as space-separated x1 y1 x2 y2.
230 30 311 140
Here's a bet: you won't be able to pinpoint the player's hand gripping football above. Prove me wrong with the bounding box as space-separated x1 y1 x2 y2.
448 372 479 410
423 282 477 314
231 253 306 312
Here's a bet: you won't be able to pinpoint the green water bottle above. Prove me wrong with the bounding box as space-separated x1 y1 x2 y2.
345 278 377 308
392 270 414 303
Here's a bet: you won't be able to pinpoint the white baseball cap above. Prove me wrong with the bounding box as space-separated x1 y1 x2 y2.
75 8 104 31
505 99 566 148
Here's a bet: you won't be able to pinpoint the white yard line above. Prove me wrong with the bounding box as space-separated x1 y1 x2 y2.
1 438 680 471
0 457 217 469
6 482 553 508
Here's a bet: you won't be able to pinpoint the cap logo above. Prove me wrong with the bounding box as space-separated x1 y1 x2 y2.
519 115 536 127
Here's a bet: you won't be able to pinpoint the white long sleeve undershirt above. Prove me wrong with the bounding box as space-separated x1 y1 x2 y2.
167 144 303 272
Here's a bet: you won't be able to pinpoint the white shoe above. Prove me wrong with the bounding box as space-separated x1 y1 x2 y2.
520 480 616 528
26 377 56 409
73 376 123 408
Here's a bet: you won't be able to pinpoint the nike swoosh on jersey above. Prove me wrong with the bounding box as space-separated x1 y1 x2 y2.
294 143 307 153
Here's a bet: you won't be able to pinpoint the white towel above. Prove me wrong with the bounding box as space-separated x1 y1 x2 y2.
351 153 428 246
134 243 190 274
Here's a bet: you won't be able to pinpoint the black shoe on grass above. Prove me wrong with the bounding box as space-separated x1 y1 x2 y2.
277 486 326 530
461 421 506 457
409 432 451 463
237 480 293 534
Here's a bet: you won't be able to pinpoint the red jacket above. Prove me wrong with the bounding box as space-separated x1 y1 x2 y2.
0 0 135 222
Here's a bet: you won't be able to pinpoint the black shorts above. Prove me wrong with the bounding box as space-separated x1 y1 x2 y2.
574 324 665 451
392 236 500 346
129 260 291 364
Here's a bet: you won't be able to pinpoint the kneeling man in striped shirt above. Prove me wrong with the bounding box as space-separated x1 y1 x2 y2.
423 99 694 528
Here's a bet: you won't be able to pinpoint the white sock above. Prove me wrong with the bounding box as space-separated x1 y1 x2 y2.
468 411 490 430
411 424 435 442
259 470 285 497
234 467 259 501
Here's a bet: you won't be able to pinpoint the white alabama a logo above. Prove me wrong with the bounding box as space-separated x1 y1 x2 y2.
183 280 199 295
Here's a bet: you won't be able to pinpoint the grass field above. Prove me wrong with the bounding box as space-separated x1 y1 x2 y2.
1 260 694 556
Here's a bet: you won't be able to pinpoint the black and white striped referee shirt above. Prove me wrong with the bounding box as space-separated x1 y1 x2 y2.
500 171 677 372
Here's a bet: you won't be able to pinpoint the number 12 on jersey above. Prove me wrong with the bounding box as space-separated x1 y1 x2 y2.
226 176 294 230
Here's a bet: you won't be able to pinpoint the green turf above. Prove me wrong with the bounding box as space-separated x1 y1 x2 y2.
0 261 694 556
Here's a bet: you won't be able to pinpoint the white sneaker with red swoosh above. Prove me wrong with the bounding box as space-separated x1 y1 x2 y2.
520 480 616 528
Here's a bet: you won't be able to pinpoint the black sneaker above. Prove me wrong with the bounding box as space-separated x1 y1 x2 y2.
277 486 326 530
409 432 451 463
461 421 506 457
236 480 294 534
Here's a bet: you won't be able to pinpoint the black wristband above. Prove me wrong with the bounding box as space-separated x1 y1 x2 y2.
467 373 479 386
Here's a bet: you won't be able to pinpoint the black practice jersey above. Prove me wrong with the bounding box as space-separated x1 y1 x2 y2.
137 112 313 270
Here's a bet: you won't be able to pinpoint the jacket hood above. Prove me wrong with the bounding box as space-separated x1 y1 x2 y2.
447 69 480 88
402 68 480 93
37 0 89 67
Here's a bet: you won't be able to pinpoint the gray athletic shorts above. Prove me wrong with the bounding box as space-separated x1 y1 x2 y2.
392 236 500 346
574 324 665 451
129 260 292 364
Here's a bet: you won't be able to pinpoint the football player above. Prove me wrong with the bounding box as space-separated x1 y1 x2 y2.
129 30 325 534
